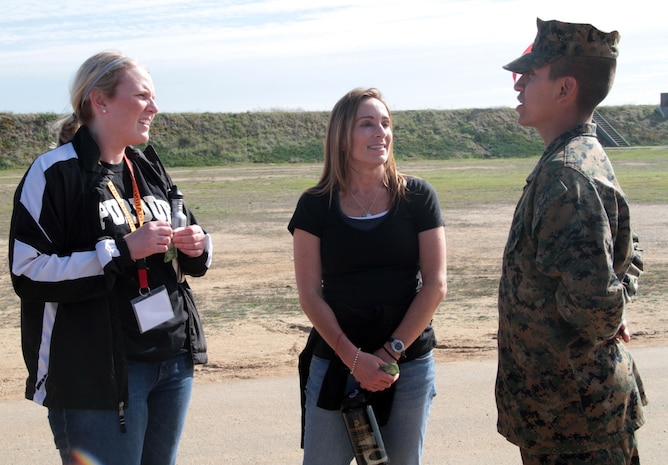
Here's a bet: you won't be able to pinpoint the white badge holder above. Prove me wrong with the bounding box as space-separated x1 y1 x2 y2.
131 285 175 333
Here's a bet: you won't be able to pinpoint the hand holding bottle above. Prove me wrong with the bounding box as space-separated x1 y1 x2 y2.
172 225 206 257
125 221 173 260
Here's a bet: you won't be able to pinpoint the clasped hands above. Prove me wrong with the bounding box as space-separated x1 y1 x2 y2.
125 221 206 260
616 319 631 343
352 348 400 393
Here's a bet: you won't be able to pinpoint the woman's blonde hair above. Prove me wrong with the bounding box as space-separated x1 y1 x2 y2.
308 87 406 205
51 51 141 146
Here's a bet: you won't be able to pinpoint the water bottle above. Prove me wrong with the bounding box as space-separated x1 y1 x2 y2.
341 389 390 465
166 185 187 281
169 185 187 229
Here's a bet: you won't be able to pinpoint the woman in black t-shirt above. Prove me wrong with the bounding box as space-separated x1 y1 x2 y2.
289 88 447 465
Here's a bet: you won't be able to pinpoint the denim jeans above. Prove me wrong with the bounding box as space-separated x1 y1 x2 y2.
48 353 194 465
303 351 437 465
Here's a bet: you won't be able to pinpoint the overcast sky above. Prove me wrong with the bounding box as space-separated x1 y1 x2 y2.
1 0 665 114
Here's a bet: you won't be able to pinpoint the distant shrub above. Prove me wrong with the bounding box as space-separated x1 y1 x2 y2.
1 106 665 169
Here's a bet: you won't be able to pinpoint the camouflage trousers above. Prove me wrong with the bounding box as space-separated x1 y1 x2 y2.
520 433 639 465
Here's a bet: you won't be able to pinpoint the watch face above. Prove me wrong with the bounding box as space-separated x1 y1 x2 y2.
391 339 405 352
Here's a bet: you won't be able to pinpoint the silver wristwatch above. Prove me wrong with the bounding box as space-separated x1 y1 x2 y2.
388 337 406 357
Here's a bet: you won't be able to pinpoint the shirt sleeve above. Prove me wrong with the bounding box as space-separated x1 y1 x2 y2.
287 192 327 237
10 156 114 303
405 177 445 233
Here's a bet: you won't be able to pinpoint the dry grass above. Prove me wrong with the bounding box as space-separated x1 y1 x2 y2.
1 157 666 400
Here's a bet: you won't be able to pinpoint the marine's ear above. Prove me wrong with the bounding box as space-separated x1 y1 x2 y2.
557 76 578 102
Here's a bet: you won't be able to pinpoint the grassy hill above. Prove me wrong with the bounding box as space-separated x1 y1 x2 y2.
1 105 666 169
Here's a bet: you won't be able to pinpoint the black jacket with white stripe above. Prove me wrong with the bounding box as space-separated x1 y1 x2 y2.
9 126 210 410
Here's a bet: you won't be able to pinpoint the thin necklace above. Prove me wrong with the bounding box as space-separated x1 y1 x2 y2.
348 183 383 217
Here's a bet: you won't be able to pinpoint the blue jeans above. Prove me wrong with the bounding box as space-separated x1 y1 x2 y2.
48 353 194 465
303 351 437 465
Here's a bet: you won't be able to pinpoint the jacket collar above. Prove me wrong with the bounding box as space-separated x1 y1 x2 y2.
72 126 144 172
71 125 103 172
526 123 596 185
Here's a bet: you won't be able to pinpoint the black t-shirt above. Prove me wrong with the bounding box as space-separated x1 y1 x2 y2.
288 176 444 355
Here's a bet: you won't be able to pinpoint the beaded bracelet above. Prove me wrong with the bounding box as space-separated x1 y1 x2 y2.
350 347 361 375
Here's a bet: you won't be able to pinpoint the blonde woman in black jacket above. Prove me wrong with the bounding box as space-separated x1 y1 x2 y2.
9 51 211 465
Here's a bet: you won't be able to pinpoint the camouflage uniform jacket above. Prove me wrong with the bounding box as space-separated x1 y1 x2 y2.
496 123 647 453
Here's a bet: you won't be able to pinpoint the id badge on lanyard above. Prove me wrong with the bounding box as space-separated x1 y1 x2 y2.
130 285 173 333
108 155 175 332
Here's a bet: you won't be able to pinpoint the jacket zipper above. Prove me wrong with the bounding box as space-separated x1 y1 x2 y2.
118 401 127 433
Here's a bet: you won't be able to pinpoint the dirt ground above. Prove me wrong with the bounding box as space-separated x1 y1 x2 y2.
1 203 666 401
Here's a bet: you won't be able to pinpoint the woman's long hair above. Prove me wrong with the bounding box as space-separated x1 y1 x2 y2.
308 88 407 206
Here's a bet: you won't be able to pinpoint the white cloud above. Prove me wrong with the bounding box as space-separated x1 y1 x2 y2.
1 0 665 113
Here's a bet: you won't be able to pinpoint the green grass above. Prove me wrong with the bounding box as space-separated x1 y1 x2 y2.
160 146 668 220
2 147 664 240
607 146 668 202
1 148 666 326
407 158 534 207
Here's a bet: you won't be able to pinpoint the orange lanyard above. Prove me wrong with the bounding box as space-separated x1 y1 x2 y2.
107 154 144 231
106 154 149 291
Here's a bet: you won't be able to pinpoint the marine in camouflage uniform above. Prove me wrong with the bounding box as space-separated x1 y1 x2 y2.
495 18 647 462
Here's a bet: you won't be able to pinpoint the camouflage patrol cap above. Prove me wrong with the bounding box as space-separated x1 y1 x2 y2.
503 18 620 74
